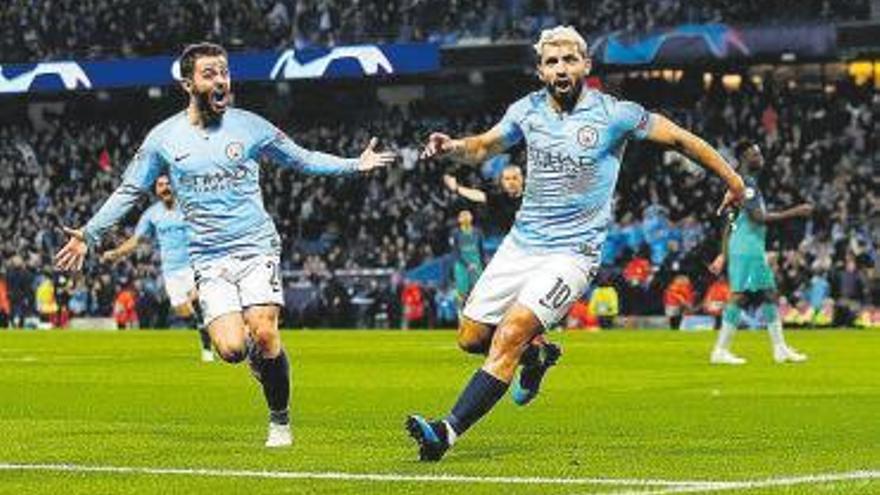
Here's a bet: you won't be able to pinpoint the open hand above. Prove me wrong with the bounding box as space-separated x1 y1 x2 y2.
55 226 88 272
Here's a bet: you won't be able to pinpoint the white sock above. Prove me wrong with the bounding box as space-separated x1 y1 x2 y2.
443 420 458 446
714 321 736 352
767 319 785 348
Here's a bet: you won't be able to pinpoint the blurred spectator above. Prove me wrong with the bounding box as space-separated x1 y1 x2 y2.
0 268 9 328
589 273 619 328
401 282 426 329
113 280 138 330
703 276 730 329
664 274 695 329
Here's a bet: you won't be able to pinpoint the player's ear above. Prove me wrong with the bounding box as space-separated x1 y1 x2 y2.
180 78 193 94
584 57 592 76
536 62 547 83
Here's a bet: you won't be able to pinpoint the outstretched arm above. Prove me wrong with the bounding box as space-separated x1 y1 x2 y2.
423 99 524 166
748 203 813 224
443 174 488 203
422 127 509 166
55 141 163 272
646 114 746 209
100 234 142 264
262 131 395 175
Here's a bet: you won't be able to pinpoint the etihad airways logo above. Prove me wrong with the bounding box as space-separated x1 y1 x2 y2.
178 164 256 193
0 62 92 93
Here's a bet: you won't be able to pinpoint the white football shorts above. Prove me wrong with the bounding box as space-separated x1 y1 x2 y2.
462 238 597 330
194 253 284 325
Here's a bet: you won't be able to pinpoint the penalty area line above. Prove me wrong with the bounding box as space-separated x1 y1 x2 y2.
0 462 730 488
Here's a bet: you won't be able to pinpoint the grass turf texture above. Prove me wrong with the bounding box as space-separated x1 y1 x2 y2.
0 328 877 494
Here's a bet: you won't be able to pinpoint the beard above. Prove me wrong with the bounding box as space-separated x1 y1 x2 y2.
546 77 583 111
193 86 230 125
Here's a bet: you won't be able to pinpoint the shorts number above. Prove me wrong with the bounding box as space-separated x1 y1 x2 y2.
267 261 281 292
539 277 571 310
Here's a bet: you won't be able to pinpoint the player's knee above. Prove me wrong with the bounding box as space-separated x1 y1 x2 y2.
216 341 247 363
457 319 492 354
251 327 281 357
457 332 490 354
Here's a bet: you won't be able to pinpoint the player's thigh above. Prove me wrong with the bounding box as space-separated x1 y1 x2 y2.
239 254 284 311
517 254 593 331
165 268 196 316
243 305 282 358
208 312 248 362
194 263 242 327
462 240 543 327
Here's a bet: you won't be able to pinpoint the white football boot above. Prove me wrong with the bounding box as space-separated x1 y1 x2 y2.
773 345 808 364
265 422 293 448
710 348 747 365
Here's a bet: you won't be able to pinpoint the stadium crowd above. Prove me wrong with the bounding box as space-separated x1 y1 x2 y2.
0 75 878 329
1 0 872 62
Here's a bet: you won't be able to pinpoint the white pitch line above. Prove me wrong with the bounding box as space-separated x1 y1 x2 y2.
0 463 731 488
2 463 877 493
605 470 880 495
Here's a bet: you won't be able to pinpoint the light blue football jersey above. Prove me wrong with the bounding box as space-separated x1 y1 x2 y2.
497 88 654 256
134 201 191 275
83 108 360 265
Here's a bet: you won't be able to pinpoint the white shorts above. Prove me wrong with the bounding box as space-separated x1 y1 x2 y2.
194 254 284 325
164 267 196 308
462 238 597 330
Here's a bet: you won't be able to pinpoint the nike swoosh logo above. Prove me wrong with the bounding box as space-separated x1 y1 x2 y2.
174 153 191 162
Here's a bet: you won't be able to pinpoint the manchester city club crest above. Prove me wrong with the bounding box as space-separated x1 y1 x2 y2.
577 125 598 148
225 141 244 161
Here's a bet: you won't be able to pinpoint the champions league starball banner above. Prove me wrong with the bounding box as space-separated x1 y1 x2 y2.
591 23 836 66
0 43 440 94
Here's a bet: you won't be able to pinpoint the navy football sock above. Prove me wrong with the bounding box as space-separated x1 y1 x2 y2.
191 301 212 351
249 347 291 424
445 369 508 436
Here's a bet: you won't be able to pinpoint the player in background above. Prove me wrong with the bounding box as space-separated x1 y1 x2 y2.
709 140 813 365
443 164 524 234
407 25 746 461
450 209 485 306
101 174 214 362
54 42 395 447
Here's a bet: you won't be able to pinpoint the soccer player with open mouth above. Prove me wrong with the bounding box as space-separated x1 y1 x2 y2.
408 25 746 461
54 42 396 448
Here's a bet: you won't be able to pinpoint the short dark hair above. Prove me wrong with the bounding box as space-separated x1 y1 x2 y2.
734 139 755 160
179 42 227 80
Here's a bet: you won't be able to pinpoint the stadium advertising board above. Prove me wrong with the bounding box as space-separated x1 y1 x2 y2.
0 43 440 94
592 23 836 66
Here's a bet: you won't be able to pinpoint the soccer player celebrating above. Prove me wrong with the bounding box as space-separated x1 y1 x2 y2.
709 140 813 365
101 174 214 362
54 42 395 447
408 26 746 461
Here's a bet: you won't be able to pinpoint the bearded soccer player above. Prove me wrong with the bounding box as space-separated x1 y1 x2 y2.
101 174 214 362
407 26 746 461
709 140 813 365
54 42 395 447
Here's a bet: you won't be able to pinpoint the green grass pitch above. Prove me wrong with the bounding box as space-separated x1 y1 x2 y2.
0 328 878 494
